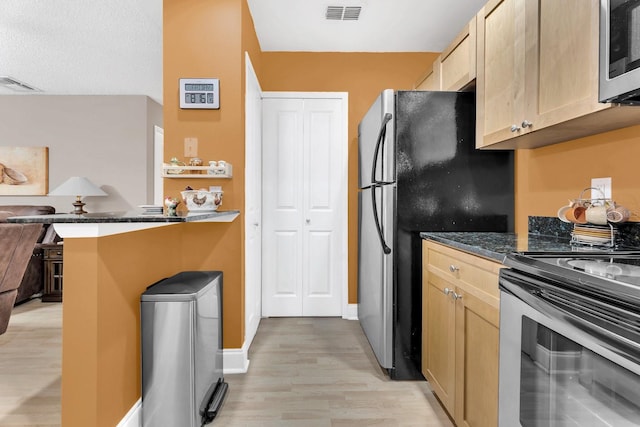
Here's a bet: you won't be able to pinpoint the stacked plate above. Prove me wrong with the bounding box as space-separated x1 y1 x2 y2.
571 224 616 246
138 205 163 215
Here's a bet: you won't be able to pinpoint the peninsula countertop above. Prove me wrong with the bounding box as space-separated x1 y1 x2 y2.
7 209 240 224
7 209 240 237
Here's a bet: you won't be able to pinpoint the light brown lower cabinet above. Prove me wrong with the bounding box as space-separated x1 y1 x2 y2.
422 240 501 427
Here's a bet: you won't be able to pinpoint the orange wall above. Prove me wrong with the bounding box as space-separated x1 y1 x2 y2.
62 227 182 426
260 52 438 303
515 124 640 234
61 223 240 426
163 0 262 348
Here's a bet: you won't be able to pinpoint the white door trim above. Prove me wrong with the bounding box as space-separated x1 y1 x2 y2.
244 52 262 352
262 91 349 318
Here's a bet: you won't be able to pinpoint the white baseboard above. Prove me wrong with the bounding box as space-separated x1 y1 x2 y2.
343 303 358 320
223 343 251 374
117 398 141 427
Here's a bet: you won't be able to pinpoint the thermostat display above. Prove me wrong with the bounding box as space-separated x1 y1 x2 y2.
179 78 219 109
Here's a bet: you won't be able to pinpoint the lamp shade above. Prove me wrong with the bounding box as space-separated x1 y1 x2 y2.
48 176 107 197
48 176 107 214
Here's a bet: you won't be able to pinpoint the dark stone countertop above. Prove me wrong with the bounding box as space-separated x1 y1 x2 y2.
7 209 240 224
421 216 640 263
420 232 574 263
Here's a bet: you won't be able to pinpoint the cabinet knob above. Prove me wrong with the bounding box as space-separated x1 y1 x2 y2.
510 124 521 132
452 291 463 300
449 264 460 273
521 120 533 129
443 287 452 296
306 219 311 224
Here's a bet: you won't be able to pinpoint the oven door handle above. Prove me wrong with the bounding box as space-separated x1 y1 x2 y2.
500 269 640 368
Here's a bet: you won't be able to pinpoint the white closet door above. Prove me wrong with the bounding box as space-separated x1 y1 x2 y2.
301 98 343 316
263 98 305 316
262 96 345 317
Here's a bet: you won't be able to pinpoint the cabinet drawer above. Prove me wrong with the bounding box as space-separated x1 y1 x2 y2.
423 240 502 301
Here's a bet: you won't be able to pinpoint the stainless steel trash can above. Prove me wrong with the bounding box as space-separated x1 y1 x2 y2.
141 271 228 427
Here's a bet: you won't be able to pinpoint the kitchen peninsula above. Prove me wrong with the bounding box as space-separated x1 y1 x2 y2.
9 210 239 427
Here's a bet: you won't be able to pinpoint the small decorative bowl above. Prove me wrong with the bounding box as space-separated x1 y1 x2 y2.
180 190 223 211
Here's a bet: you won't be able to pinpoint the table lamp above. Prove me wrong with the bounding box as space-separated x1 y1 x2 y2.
48 176 107 214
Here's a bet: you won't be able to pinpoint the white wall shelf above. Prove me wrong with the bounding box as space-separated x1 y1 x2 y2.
162 163 232 178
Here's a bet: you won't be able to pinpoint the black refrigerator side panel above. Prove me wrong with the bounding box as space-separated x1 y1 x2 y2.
395 91 513 233
392 90 514 380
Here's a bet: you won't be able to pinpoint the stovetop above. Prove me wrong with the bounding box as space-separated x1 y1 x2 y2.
504 251 640 307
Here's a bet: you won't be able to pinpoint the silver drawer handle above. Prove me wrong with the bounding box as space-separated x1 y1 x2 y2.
510 124 521 132
449 264 459 273
521 120 533 129
443 287 452 296
452 291 463 300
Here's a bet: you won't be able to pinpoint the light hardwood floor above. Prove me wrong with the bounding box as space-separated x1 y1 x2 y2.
0 299 62 427
0 300 454 427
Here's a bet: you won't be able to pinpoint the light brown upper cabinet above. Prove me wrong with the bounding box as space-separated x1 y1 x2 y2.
476 0 640 149
440 16 477 91
415 16 476 92
415 56 441 91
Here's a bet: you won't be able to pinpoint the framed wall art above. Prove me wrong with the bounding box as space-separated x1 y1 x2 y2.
0 147 49 195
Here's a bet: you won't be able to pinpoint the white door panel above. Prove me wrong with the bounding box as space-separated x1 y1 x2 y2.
263 99 304 316
263 94 346 317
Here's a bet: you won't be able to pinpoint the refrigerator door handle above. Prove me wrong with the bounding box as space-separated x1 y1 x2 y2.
371 113 394 186
371 184 392 255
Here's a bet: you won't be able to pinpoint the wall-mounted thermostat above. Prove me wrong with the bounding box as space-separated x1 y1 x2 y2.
179 78 220 109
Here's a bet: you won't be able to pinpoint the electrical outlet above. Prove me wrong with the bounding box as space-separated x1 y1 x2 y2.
184 137 198 157
591 177 612 200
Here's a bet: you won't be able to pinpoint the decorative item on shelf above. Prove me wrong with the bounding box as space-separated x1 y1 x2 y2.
180 186 223 211
48 176 107 214
166 157 186 174
207 159 231 176
189 157 203 174
164 197 180 216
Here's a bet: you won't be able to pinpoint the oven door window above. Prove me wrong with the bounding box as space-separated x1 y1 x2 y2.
520 316 640 426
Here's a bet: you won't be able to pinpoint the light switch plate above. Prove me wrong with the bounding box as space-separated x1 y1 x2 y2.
591 177 612 199
184 138 198 157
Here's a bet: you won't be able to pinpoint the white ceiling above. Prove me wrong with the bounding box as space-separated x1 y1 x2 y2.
0 0 486 105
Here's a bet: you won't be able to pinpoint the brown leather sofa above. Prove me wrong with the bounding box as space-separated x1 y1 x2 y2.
0 205 59 304
0 223 43 334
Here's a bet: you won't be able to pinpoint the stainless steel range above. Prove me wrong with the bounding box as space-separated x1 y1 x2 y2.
499 251 640 426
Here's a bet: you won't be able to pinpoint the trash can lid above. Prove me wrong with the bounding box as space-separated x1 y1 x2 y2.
141 271 222 302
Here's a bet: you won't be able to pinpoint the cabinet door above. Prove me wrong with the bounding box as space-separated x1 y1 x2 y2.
440 16 477 91
422 271 457 414
476 0 526 148
524 0 609 131
454 288 500 427
415 56 441 91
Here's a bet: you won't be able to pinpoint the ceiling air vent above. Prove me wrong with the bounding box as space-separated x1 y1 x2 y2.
326 6 361 21
0 76 39 92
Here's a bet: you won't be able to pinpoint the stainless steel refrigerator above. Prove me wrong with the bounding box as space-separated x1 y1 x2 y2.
357 90 514 380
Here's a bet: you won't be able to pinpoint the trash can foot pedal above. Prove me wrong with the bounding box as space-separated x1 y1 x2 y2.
200 378 229 425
